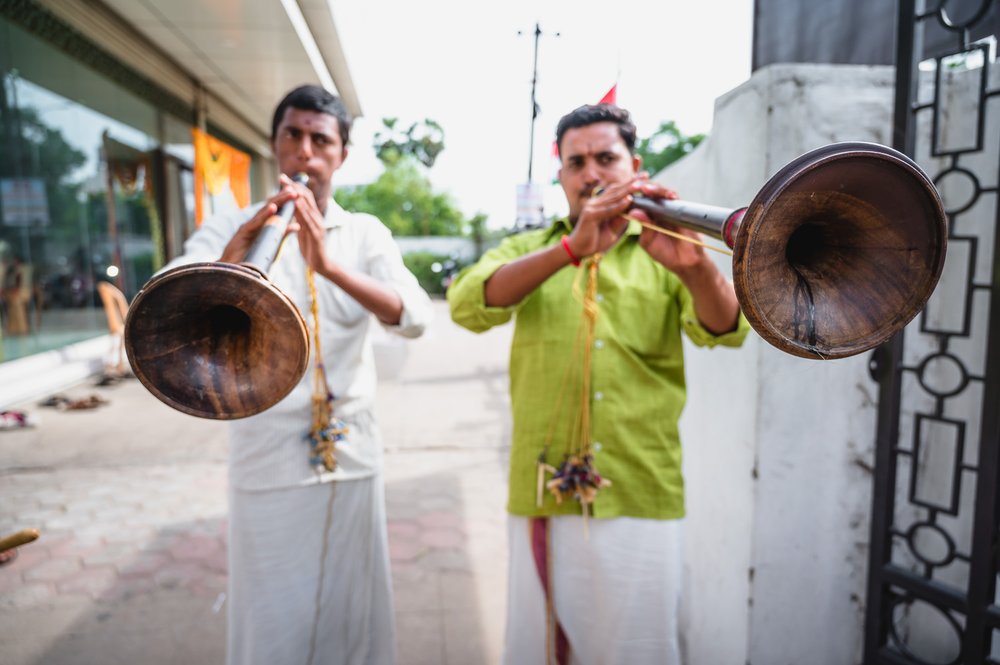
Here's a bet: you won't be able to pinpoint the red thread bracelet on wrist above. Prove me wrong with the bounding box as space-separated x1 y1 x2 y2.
561 235 581 267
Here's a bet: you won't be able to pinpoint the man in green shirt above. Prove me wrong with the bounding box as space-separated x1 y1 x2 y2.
448 104 749 664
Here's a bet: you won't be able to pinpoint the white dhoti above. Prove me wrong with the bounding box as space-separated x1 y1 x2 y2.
502 515 683 665
227 475 395 665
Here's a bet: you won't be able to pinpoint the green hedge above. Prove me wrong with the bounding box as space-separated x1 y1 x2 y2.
403 251 465 296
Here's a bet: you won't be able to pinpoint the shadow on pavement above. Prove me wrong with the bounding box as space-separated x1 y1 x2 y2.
386 456 508 665
1 462 508 665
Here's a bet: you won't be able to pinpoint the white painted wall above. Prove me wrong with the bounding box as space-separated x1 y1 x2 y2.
670 59 998 665
662 63 896 665
0 336 109 409
394 235 478 261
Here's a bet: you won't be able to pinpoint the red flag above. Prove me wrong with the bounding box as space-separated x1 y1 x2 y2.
598 84 617 105
551 83 619 162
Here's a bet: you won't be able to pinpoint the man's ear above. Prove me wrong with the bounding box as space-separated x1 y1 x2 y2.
632 155 642 173
340 145 350 164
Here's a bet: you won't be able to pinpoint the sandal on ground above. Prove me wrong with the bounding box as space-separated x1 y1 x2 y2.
64 395 109 410
0 410 36 430
95 373 121 387
0 528 40 563
38 394 69 408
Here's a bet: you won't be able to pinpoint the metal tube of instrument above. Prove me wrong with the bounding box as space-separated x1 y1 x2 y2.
242 172 309 273
630 195 734 239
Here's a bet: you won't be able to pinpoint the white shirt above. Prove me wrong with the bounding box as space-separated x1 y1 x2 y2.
165 198 432 490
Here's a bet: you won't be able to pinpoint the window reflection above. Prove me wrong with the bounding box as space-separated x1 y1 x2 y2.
0 17 194 363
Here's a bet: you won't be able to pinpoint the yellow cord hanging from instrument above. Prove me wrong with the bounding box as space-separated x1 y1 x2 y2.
306 267 348 472
624 214 733 256
537 197 726 521
537 253 612 528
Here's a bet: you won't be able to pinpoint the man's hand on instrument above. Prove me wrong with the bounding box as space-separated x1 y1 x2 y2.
285 174 333 276
635 182 709 275
565 180 639 260
218 185 298 263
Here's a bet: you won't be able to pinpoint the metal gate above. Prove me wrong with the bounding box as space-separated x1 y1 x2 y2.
865 1 1000 663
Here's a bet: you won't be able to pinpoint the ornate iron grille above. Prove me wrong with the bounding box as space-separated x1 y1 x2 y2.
865 1 1000 664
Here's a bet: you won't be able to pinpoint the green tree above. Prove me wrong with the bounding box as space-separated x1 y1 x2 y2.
0 76 88 265
374 117 445 168
635 121 705 176
0 78 86 234
337 117 485 237
335 157 465 236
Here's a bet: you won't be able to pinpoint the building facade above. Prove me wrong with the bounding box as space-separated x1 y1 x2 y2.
0 0 360 407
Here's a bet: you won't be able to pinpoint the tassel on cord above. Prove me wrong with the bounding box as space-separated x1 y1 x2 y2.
305 267 348 472
537 253 611 532
538 212 726 513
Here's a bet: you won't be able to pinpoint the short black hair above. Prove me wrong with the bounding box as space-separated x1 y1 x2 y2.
555 104 637 157
271 85 352 146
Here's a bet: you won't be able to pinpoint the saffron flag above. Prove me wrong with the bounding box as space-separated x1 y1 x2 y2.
191 128 252 226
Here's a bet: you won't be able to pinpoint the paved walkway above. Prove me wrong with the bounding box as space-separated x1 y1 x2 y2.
0 300 514 665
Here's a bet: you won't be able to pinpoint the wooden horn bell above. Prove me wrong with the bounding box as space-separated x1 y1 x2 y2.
631 142 948 359
124 175 311 419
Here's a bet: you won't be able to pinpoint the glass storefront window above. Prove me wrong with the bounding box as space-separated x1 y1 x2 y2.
0 16 195 364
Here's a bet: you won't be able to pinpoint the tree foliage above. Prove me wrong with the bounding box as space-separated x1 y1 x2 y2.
374 117 445 168
334 157 466 236
0 79 88 248
0 101 86 185
635 121 705 176
337 117 483 237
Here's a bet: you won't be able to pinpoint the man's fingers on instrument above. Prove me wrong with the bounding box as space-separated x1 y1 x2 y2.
637 181 678 200
608 216 630 237
638 226 657 249
628 206 654 224
674 224 700 239
245 202 278 231
292 188 322 224
279 173 305 192
293 200 324 236
255 191 294 225
591 191 633 214
591 180 634 201
274 187 298 204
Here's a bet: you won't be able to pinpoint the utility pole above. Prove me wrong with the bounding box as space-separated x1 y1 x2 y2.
517 22 558 228
527 22 541 183
522 22 559 182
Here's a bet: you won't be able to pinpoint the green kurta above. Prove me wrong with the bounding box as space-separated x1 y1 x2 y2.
448 218 750 520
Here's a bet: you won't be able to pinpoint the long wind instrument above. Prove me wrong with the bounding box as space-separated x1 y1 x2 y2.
124 174 311 419
629 142 947 359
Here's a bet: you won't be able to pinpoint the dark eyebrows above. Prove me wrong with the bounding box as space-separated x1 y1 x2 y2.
565 150 618 165
279 125 336 145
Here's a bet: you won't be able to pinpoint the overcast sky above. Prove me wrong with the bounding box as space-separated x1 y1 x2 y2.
329 0 754 228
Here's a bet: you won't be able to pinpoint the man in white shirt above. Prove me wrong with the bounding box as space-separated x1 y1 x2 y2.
167 85 432 665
